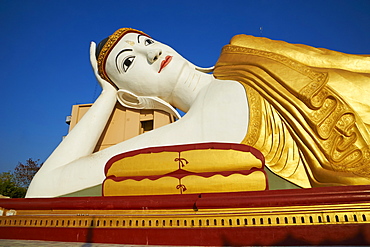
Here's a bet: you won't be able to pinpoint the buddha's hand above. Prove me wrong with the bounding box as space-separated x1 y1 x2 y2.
90 42 117 93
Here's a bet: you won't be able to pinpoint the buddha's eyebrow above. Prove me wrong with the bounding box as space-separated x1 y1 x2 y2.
137 34 145 43
115 49 133 72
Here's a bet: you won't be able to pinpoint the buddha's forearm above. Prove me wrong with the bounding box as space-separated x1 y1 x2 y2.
41 89 117 171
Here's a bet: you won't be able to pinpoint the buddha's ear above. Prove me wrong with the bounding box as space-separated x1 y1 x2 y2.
195 66 214 73
117 89 181 120
116 89 141 108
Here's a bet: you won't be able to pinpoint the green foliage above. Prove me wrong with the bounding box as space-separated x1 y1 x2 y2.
0 171 27 198
0 158 42 198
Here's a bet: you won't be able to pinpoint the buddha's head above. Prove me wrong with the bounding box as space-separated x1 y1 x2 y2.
95 28 213 117
96 28 197 101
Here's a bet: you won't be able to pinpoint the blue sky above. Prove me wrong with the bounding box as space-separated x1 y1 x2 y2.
0 0 369 173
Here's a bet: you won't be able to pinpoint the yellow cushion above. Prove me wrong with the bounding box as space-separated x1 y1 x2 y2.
103 143 266 196
104 172 267 196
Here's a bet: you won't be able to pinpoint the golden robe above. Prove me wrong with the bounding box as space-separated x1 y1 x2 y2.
214 35 370 188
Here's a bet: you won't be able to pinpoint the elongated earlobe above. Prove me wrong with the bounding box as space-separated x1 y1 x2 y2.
117 89 181 119
195 66 214 73
116 90 140 108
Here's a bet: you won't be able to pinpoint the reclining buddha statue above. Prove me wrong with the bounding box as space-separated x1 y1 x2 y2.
26 28 370 198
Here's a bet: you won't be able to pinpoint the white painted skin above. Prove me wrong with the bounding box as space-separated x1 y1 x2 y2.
26 33 249 198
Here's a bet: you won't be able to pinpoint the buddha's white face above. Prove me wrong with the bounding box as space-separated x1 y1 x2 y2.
105 33 195 101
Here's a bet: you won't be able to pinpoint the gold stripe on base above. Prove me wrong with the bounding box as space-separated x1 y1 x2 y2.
1 202 369 228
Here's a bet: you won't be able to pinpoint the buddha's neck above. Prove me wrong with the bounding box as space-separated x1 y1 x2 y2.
169 66 213 112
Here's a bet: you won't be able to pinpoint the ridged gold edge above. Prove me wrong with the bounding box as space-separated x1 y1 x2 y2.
6 202 370 216
1 202 369 228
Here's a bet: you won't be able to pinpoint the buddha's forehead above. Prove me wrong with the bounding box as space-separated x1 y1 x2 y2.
121 32 153 45
107 33 137 59
121 32 141 41
113 33 137 49
110 32 150 52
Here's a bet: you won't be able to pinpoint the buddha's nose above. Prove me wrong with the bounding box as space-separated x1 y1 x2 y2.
147 49 162 63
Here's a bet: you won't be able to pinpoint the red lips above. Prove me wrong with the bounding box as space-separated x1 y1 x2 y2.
158 56 173 73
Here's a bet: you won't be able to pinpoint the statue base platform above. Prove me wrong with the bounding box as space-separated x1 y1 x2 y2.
1 185 370 246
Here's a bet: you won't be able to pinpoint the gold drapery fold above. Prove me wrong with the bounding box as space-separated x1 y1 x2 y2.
214 36 370 187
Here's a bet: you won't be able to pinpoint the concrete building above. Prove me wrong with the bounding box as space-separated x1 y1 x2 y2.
67 103 175 152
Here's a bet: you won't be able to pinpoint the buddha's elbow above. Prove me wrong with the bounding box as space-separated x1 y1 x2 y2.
26 170 57 198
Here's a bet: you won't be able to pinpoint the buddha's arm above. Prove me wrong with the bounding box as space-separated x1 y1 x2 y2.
26 44 117 197
26 80 249 198
36 43 117 173
26 88 117 197
43 89 117 171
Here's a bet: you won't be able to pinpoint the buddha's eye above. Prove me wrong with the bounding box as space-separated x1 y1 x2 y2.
145 39 154 46
123 56 135 72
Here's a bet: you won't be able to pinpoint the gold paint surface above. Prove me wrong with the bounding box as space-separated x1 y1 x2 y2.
105 147 265 196
107 149 262 177
1 202 369 228
214 35 370 188
104 172 266 196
